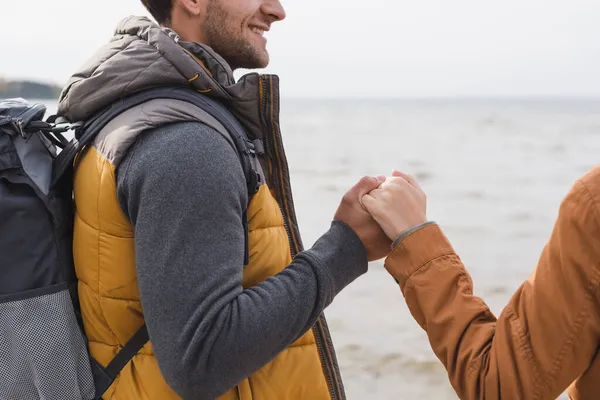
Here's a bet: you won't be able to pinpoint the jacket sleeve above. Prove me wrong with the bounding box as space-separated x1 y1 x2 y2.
384 175 600 400
116 122 368 399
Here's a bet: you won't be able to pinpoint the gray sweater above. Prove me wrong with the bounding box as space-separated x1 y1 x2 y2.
116 121 368 399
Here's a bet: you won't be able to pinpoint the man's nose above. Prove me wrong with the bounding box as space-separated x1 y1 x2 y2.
262 0 286 22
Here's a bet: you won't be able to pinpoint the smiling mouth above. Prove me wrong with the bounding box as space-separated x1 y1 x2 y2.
250 26 266 38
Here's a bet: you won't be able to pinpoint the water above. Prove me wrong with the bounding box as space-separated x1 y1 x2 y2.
281 98 598 399
42 97 599 398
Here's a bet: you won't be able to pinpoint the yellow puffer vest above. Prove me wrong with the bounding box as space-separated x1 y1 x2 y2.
60 16 346 400
73 125 330 399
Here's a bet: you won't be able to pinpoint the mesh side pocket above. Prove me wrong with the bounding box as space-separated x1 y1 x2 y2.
0 285 95 400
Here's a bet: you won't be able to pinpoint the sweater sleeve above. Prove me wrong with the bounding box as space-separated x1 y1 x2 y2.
116 121 368 399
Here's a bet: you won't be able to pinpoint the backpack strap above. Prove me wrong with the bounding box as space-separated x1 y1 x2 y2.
89 325 150 399
105 325 150 379
53 87 264 197
50 86 264 399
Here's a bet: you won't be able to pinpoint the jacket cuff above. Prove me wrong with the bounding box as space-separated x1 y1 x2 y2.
384 223 455 287
391 221 437 249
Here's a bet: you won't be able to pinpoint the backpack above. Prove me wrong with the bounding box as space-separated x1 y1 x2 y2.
0 87 264 400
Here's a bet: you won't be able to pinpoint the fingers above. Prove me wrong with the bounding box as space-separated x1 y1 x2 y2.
354 175 385 199
361 193 376 213
391 169 423 192
351 172 423 211
361 187 387 213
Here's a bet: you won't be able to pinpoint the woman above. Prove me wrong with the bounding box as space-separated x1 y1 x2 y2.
362 168 600 400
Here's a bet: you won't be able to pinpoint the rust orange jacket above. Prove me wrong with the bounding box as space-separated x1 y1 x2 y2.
384 166 600 400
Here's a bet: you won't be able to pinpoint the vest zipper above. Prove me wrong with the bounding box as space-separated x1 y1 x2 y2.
259 74 343 400
258 75 289 250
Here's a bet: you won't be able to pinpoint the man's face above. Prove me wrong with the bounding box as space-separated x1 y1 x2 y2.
201 0 286 70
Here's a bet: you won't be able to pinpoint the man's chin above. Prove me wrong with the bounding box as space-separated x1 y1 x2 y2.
254 58 270 69
233 58 269 71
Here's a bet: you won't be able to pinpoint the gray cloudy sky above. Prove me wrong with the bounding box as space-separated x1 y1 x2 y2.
2 0 600 98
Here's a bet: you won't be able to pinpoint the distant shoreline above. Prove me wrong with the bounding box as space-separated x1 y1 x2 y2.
0 78 62 99
2 76 598 103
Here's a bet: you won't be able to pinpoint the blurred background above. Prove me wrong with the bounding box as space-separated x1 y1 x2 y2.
3 0 600 398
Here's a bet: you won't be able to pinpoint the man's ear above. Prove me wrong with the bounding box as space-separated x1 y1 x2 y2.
173 0 202 16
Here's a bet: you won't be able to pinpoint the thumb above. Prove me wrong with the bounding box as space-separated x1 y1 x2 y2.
361 193 377 214
353 176 385 199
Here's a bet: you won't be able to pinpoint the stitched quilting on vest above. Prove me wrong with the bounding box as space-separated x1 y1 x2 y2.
74 146 328 399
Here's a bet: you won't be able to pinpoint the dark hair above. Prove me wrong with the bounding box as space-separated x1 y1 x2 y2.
141 0 173 25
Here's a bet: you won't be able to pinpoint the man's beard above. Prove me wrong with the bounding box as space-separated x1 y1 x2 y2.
203 1 269 70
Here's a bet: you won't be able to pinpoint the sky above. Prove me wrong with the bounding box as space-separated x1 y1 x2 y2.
2 0 600 98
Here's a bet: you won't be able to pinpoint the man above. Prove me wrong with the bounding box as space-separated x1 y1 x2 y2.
57 0 391 399
362 168 600 399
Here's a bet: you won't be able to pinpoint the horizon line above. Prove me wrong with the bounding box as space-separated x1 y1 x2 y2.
4 76 600 102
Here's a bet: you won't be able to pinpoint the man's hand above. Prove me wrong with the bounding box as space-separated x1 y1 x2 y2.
334 176 393 261
361 170 427 241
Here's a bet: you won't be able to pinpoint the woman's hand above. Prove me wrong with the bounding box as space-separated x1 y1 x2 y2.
361 170 428 241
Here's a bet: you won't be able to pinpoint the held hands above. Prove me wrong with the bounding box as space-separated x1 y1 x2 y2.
361 170 428 241
334 171 428 261
334 176 393 261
